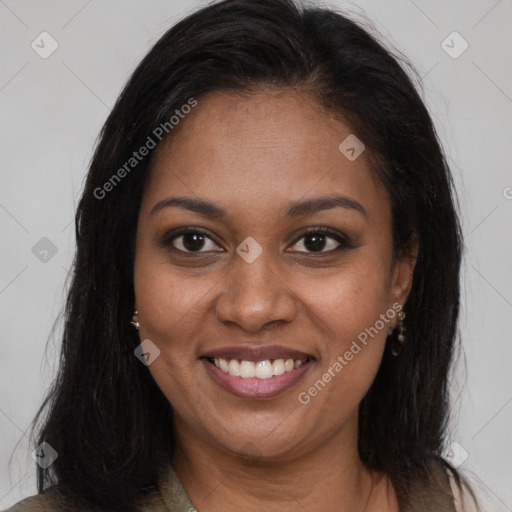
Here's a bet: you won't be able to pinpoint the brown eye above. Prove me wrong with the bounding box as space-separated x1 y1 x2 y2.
180 232 207 252
288 228 353 254
159 228 223 253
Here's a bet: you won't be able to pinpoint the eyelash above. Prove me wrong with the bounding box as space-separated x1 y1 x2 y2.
158 226 355 255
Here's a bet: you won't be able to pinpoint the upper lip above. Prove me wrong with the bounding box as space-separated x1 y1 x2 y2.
200 345 315 362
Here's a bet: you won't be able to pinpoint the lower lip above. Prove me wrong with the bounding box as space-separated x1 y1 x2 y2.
201 358 314 399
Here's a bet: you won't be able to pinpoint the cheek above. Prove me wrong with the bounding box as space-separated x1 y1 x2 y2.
134 242 208 330
296 257 391 407
309 257 391 335
134 260 210 411
298 285 389 426
133 250 213 393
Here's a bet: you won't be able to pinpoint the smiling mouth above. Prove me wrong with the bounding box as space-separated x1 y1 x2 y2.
204 356 311 379
200 355 315 399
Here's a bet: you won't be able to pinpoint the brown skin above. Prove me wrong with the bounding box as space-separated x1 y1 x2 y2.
134 88 417 511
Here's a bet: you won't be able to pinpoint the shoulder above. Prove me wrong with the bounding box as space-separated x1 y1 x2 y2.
3 486 90 512
448 472 479 512
4 492 61 512
4 482 175 512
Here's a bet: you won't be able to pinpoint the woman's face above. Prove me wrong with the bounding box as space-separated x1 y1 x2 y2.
134 89 415 461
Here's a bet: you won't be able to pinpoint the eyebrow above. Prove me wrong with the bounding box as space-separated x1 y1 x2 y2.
149 194 367 219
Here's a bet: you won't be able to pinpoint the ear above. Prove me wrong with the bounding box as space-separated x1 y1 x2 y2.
389 235 418 324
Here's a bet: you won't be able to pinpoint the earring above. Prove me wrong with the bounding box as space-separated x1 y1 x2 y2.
391 310 406 356
130 310 139 330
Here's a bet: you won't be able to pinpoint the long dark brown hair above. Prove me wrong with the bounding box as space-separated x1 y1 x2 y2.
24 0 472 509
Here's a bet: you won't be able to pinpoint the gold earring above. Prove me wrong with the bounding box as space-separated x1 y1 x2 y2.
391 310 406 356
130 310 139 330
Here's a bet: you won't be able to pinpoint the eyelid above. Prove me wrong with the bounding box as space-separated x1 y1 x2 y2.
287 226 352 250
158 225 354 254
157 226 224 251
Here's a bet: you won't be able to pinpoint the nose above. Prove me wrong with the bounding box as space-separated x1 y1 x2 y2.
215 250 297 333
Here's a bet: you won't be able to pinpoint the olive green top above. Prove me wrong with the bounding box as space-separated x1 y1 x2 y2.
5 464 457 512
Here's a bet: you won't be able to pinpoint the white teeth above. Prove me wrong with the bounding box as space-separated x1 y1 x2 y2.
272 359 285 376
284 359 294 371
228 359 240 376
239 360 255 378
212 357 308 379
255 360 273 379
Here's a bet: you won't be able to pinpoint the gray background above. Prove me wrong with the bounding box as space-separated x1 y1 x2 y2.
1 0 511 509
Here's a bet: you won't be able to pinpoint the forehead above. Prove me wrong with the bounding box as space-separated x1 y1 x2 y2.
143 88 389 223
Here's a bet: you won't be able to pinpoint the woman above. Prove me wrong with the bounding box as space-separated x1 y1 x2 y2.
7 0 479 510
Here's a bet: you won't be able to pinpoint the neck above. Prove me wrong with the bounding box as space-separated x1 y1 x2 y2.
171 415 398 512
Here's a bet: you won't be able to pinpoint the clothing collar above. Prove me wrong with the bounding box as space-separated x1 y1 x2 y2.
158 464 197 512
